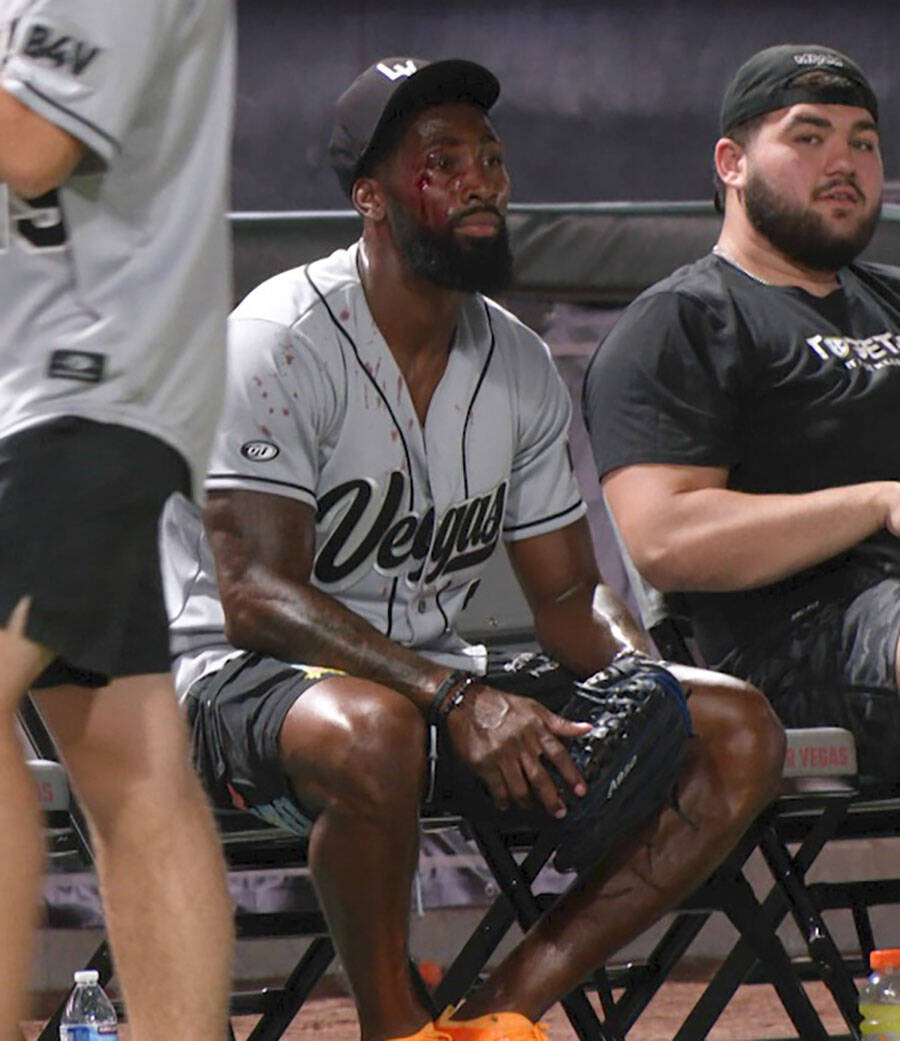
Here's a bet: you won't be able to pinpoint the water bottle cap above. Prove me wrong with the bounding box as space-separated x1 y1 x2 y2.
73 970 99 984
870 949 900 971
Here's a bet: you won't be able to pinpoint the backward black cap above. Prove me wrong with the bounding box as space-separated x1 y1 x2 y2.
328 57 500 199
720 44 878 135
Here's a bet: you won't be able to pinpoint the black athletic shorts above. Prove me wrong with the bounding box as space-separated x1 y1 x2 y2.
185 650 577 835
0 417 190 687
715 578 900 782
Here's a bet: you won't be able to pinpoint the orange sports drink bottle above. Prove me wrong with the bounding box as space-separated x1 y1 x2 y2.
861 949 900 1038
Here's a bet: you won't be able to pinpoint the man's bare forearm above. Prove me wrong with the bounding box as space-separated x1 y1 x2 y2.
532 581 652 678
632 481 897 593
222 568 450 713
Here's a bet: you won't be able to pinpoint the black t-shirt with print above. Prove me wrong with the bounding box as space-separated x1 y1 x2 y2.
584 252 900 662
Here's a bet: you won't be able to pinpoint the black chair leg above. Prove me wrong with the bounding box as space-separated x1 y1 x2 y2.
433 831 559 1010
244 936 335 1041
613 910 712 1032
611 825 763 1033
591 969 623 1041
758 822 861 1039
715 873 830 1041
851 900 876 972
671 797 854 1041
468 822 614 1041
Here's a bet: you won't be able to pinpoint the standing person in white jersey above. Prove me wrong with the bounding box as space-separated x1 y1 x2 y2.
0 2 235 1038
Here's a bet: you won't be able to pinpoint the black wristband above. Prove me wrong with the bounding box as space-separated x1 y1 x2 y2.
428 670 470 726
441 675 477 720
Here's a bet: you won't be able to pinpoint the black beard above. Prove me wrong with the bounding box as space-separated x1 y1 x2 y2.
744 169 881 272
387 200 514 295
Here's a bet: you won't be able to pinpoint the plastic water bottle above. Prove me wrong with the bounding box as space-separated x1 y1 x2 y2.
59 970 118 1041
861 949 900 1038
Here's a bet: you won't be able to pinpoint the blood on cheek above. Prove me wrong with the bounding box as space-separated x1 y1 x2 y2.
409 168 453 227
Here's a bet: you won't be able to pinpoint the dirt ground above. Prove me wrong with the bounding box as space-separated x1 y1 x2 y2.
23 981 849 1040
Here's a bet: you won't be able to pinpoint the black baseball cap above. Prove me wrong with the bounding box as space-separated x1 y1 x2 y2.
720 44 878 135
329 57 500 198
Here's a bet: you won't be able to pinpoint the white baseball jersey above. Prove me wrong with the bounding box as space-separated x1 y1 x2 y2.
163 243 587 695
0 0 235 491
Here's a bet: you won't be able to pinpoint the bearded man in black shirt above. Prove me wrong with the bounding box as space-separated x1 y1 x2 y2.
584 44 900 780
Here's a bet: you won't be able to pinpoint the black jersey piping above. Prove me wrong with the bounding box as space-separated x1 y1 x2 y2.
304 267 415 511
21 81 119 152
385 577 398 639
435 584 451 633
460 300 497 498
503 499 584 534
206 472 316 498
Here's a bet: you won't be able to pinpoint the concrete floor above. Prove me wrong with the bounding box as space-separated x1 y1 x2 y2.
29 832 897 1039
22 982 852 1041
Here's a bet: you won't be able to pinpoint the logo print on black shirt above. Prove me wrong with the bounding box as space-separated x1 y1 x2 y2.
806 331 900 371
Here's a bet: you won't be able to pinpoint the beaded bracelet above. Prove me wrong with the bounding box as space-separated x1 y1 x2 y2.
428 670 470 726
441 674 477 720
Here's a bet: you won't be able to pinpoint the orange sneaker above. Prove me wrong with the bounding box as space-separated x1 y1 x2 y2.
390 1023 451 1041
436 1007 549 1041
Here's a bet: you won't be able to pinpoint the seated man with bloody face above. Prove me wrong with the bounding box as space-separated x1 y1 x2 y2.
162 57 784 1041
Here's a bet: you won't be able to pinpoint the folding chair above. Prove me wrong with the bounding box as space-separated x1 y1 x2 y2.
426 723 873 1041
604 732 867 1040
20 697 870 1041
22 626 897 1041
20 692 616 1041
598 508 900 1040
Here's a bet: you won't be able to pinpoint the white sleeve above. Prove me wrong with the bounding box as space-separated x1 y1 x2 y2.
205 317 338 508
503 335 586 541
1 0 171 164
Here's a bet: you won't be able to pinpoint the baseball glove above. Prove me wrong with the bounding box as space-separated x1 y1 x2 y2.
551 651 693 873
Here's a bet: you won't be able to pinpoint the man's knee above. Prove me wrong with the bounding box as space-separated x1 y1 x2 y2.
677 665 786 816
279 677 427 821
